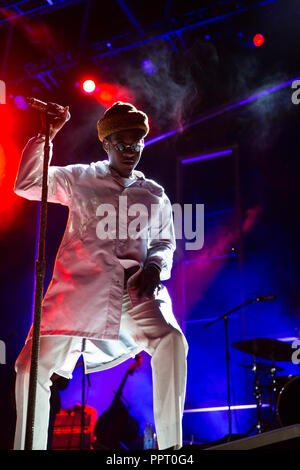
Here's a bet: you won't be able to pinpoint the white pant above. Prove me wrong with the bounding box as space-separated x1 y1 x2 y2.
14 290 188 450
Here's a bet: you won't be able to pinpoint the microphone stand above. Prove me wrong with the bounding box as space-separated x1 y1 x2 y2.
24 109 51 450
204 298 256 442
80 339 86 450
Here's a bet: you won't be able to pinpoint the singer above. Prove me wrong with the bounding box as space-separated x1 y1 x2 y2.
13 101 188 450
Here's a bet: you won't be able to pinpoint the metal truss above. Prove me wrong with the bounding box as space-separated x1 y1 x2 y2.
0 0 85 24
3 0 279 90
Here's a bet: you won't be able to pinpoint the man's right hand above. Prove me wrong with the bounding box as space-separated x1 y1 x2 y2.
40 103 70 140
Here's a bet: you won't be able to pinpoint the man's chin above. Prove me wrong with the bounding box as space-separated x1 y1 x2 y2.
118 164 136 177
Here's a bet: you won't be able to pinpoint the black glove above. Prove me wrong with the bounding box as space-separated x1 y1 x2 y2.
134 263 162 299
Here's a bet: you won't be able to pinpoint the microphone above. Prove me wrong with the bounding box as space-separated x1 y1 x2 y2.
256 295 276 302
26 97 71 121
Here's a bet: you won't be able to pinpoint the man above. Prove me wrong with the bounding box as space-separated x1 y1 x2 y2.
13 101 188 450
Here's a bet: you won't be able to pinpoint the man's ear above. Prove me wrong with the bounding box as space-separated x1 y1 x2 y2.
102 139 109 154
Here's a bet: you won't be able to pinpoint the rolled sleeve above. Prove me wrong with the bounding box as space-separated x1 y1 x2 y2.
14 135 74 207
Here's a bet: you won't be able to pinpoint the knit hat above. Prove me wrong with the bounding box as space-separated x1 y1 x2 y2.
97 101 149 142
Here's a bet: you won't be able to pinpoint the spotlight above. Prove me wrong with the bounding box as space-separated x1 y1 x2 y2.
82 79 96 94
253 33 264 47
141 59 156 76
96 83 118 106
14 95 28 110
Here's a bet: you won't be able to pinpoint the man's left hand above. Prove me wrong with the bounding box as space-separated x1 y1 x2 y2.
133 264 162 299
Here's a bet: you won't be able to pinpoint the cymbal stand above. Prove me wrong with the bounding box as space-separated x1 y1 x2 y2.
204 298 256 441
252 355 263 434
270 362 278 424
245 356 265 437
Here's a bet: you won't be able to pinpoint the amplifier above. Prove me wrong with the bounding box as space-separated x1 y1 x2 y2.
51 404 97 450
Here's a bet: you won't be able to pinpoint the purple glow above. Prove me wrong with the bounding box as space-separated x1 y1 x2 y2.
184 314 239 324
184 252 237 265
184 404 270 413
142 59 156 76
14 95 28 110
145 75 300 147
230 80 292 107
144 129 178 146
181 149 233 164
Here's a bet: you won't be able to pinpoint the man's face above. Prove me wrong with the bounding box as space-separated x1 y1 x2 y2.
103 129 144 178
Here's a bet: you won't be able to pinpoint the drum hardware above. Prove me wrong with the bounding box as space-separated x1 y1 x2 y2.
269 363 279 423
233 337 296 435
237 362 284 374
202 294 276 442
204 298 266 442
240 359 279 437
239 361 286 430
248 356 280 435
252 355 263 434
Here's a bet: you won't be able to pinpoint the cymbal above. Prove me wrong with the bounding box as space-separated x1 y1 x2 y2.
232 338 294 362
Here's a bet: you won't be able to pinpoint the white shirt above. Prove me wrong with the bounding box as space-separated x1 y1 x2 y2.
14 135 178 345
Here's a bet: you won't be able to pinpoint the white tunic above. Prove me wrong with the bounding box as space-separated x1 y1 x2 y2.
14 135 181 370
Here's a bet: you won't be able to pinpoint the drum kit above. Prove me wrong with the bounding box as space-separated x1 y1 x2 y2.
232 337 300 435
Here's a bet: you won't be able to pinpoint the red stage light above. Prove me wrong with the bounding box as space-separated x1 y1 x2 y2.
96 83 118 106
82 79 96 94
79 79 134 107
253 33 264 47
0 103 23 231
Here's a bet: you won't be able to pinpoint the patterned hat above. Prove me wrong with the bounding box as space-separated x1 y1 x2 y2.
97 101 149 142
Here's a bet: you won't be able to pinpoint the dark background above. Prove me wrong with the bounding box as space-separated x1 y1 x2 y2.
0 0 300 449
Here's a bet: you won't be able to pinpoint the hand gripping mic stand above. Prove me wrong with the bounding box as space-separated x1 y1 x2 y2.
24 109 51 450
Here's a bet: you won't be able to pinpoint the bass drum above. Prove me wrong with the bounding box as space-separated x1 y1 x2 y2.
276 375 300 427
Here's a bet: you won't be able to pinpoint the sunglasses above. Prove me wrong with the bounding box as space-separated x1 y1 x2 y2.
110 141 144 153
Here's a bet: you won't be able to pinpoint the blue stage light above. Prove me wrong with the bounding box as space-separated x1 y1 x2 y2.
14 95 28 110
142 59 156 76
